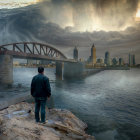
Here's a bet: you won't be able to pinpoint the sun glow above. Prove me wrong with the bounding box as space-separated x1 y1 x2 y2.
135 9 140 22
136 9 140 18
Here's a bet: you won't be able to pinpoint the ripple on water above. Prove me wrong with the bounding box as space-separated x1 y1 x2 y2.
1 67 140 140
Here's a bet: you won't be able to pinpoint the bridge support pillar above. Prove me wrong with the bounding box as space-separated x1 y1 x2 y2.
56 62 63 78
0 55 13 85
63 62 84 78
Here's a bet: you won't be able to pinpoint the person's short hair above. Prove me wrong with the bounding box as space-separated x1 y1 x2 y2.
38 67 44 73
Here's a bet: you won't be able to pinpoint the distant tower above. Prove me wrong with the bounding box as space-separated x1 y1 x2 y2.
129 54 136 66
119 58 124 66
132 54 136 65
105 51 110 66
91 44 96 64
129 53 132 66
73 47 78 60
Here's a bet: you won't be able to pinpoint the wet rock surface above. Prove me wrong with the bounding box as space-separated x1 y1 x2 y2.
0 102 95 140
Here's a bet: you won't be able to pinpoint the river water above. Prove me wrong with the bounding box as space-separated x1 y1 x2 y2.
4 68 140 140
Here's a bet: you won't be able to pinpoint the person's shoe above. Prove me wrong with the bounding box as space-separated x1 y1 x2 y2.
40 120 48 124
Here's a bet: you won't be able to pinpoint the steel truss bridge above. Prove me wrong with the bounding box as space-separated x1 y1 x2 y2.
0 42 76 63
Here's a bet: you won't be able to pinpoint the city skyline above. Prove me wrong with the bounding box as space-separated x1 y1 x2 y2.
73 44 136 66
0 0 140 63
13 43 137 66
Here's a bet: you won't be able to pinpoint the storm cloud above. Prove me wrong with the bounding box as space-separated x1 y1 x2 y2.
40 0 140 31
0 0 140 63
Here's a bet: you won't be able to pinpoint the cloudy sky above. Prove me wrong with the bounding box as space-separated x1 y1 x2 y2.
0 0 140 63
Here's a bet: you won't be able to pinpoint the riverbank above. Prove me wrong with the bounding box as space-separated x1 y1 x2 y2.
0 102 95 140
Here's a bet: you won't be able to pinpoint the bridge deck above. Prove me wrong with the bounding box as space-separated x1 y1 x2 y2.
0 50 76 63
0 42 77 63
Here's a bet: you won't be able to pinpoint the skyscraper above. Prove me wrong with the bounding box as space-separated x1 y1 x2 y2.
91 44 96 64
129 54 136 66
119 58 124 65
105 51 110 66
73 47 78 60
129 53 132 66
132 54 136 65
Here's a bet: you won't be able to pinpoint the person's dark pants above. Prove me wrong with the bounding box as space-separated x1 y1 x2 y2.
35 97 47 123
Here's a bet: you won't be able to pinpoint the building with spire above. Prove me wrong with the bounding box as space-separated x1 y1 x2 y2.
73 47 78 61
90 44 96 65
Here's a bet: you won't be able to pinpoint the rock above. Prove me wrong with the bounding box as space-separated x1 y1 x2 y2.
0 102 95 140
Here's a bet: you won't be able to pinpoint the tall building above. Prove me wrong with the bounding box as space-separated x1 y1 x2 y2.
91 44 96 64
129 54 136 66
132 54 136 65
119 58 124 66
73 47 78 60
104 51 110 66
129 54 132 66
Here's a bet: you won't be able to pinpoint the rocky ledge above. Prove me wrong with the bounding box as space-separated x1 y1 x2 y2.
0 102 95 140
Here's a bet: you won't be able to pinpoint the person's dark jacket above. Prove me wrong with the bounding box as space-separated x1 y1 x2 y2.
31 74 51 98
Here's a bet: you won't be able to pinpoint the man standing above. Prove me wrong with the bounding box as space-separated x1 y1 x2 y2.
31 67 51 123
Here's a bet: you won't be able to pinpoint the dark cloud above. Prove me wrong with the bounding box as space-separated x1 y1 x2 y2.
0 1 140 63
40 0 139 31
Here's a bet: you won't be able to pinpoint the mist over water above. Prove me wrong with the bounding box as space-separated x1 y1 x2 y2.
11 68 140 140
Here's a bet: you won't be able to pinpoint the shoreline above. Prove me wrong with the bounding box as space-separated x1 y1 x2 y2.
0 102 95 140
